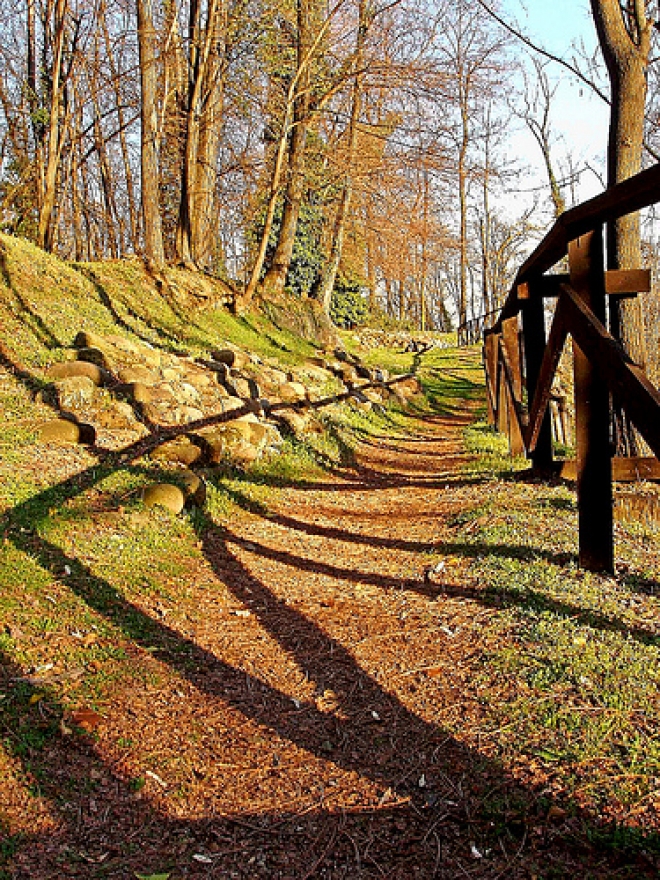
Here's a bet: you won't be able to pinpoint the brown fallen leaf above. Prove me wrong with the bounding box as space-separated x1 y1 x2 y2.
70 708 103 732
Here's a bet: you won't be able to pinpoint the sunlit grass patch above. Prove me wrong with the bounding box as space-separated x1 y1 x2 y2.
447 445 660 826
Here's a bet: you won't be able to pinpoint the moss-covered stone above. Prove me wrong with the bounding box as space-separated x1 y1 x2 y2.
142 483 186 514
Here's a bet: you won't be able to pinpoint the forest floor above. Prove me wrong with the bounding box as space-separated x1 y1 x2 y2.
2 338 660 879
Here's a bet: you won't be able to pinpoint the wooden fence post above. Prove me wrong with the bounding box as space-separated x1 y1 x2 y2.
500 319 525 455
568 228 614 573
484 331 499 426
521 286 554 474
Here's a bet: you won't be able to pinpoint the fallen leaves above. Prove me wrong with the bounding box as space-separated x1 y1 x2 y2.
69 707 103 732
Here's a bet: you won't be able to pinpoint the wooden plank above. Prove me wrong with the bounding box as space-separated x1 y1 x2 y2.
561 283 660 459
605 268 651 295
519 163 660 284
502 316 522 399
483 332 499 426
521 269 649 301
498 337 526 455
525 302 568 453
521 290 554 473
560 457 660 482
568 230 613 573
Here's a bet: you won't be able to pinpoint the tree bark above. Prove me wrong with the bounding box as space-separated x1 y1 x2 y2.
137 0 165 271
261 0 313 299
316 0 368 315
590 0 651 453
175 0 223 269
37 0 69 251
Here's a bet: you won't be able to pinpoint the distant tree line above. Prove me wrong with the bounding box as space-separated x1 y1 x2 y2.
2 0 657 335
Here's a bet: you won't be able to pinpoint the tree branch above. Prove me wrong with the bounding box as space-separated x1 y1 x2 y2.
474 0 610 104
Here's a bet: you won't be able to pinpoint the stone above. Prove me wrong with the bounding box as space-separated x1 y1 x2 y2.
211 348 249 370
74 330 106 350
55 376 97 409
177 382 202 405
48 360 106 386
142 483 185 514
113 401 140 425
247 378 261 399
275 409 310 437
355 364 374 380
226 418 280 449
297 364 332 384
162 367 183 382
277 381 307 403
180 367 212 389
201 424 260 466
173 405 205 425
179 469 206 505
122 381 156 404
229 376 253 400
208 361 230 382
394 376 422 398
350 394 372 411
140 402 169 424
91 404 138 430
220 396 246 415
107 335 161 365
39 419 96 445
306 356 328 368
76 347 109 368
338 364 359 384
363 387 387 405
151 436 205 466
117 365 160 385
245 398 269 417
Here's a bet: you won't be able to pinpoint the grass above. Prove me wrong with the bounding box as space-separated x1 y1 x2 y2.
452 417 660 834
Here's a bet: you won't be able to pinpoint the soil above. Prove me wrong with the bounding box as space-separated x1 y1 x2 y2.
4 409 655 879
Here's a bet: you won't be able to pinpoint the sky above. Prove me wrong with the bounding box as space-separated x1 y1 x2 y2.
494 0 610 214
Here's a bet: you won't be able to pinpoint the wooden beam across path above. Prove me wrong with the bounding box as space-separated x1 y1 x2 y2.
560 457 660 482
525 301 568 454
517 268 650 301
561 283 660 460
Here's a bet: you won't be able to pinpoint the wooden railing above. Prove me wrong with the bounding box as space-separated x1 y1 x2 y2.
483 162 660 572
457 308 500 346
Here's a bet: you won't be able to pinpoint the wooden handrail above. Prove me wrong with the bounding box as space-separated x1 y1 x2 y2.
496 162 660 326
482 161 660 572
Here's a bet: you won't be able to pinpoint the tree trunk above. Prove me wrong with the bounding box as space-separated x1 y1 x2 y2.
261 0 312 298
316 0 368 315
457 99 469 328
590 0 651 453
37 0 68 251
100 0 139 253
137 0 165 271
175 0 224 270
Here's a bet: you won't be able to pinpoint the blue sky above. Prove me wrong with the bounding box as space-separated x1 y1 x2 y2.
509 0 596 56
496 0 610 213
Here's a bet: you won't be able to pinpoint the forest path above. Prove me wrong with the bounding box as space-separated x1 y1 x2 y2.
10 402 654 879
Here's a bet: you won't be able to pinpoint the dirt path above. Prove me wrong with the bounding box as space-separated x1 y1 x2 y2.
8 409 646 878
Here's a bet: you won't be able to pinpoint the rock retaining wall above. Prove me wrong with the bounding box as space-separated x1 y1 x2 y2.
37 333 422 513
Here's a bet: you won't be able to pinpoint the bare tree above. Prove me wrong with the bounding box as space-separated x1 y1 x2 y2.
590 0 653 453
137 0 165 270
